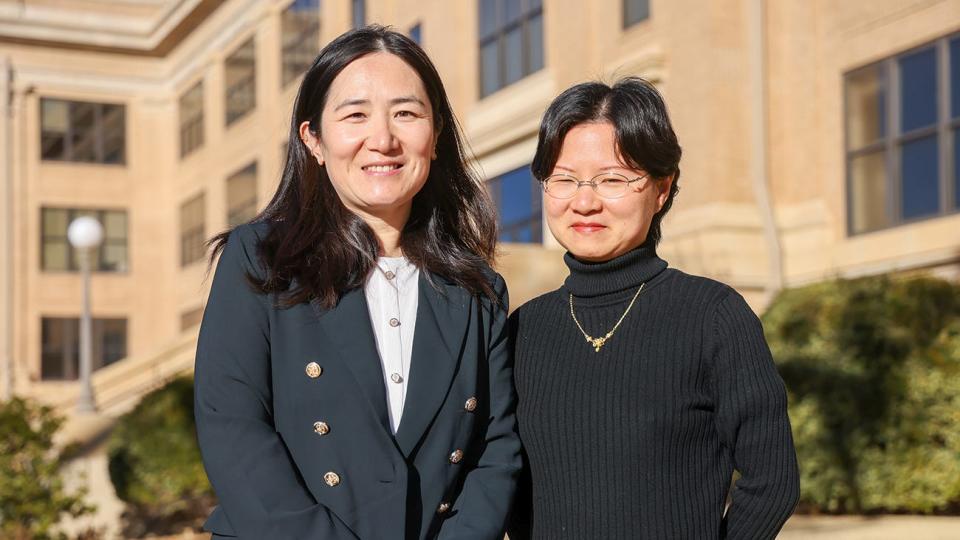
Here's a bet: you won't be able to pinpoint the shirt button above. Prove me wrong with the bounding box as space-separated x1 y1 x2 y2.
313 421 330 435
389 317 400 327
390 372 404 384
464 397 478 412
324 471 341 487
384 270 396 280
305 362 322 378
449 449 463 464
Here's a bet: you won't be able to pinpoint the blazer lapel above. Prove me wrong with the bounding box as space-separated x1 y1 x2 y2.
395 272 472 456
311 288 392 434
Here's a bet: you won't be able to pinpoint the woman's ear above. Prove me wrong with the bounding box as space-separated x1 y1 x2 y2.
656 174 675 211
298 120 324 166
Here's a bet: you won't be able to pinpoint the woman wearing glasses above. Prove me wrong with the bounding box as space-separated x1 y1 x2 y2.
508 78 799 539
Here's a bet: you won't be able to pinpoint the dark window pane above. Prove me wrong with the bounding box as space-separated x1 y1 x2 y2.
179 82 205 156
410 23 422 44
480 41 499 97
227 163 258 227
955 128 960 209
951 37 960 118
225 39 257 125
849 151 890 233
846 64 886 150
40 99 68 160
528 13 544 74
181 307 205 331
70 102 98 162
504 28 523 85
900 135 940 220
180 194 206 266
352 0 365 28
41 318 75 380
624 0 650 27
281 0 320 86
490 166 541 243
504 0 521 24
100 319 127 366
101 105 125 164
899 47 937 133
479 0 497 40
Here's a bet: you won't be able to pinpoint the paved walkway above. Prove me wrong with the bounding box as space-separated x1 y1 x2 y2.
779 515 960 539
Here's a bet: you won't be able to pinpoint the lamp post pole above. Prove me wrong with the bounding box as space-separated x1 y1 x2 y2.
68 217 103 414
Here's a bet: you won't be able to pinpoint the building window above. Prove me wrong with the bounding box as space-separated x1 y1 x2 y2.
41 317 127 380
179 81 204 157
227 162 258 226
623 0 650 28
40 98 125 164
282 0 321 86
845 33 960 234
41 208 128 272
180 193 206 266
478 0 544 98
352 0 365 29
181 306 204 330
225 38 257 125
409 22 422 44
487 166 542 243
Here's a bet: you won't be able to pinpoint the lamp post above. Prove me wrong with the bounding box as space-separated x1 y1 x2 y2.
67 216 103 413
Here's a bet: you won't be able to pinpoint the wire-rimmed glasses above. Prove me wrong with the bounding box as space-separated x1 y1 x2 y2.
540 172 651 199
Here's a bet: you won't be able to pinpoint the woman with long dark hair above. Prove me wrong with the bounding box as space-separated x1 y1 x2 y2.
195 26 520 540
508 78 799 539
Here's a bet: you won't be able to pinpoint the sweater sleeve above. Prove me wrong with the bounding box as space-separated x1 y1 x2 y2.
710 291 800 540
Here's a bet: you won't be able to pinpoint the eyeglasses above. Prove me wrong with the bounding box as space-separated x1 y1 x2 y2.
540 172 651 199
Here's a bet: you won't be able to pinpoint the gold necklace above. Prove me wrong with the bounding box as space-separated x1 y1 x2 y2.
569 282 645 353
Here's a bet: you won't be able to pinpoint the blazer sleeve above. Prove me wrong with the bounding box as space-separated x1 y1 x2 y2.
194 225 357 540
438 274 523 540
710 291 800 540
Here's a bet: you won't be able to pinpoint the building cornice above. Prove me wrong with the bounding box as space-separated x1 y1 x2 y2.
0 0 224 56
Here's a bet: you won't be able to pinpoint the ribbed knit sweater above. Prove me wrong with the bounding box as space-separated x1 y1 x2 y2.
508 244 800 540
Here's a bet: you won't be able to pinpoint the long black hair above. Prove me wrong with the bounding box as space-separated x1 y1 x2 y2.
209 25 498 308
531 77 682 245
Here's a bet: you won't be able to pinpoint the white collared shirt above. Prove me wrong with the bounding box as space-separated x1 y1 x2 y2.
363 256 419 433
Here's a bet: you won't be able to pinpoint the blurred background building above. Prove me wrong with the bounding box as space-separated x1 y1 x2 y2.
1 0 959 435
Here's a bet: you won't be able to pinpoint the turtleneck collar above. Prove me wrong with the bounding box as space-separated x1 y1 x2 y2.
562 240 668 298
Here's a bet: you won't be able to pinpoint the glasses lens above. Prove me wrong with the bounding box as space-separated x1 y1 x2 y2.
594 174 631 198
544 176 578 198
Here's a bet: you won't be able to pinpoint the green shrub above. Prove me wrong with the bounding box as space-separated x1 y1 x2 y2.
0 398 95 539
107 376 214 537
763 275 960 514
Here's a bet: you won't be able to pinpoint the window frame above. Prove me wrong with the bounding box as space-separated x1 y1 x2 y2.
225 37 257 126
179 81 205 158
844 33 960 235
40 207 129 273
281 0 321 86
478 0 545 98
39 97 126 165
487 165 543 244
180 193 207 267
40 316 127 381
226 162 259 227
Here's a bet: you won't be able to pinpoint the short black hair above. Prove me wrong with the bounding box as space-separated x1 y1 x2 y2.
531 77 682 245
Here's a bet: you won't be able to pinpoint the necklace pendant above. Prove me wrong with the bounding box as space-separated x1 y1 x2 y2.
590 336 606 352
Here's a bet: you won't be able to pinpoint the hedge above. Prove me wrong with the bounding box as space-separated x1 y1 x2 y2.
106 376 214 536
763 274 960 513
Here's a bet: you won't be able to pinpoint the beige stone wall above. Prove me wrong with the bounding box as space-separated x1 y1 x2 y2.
2 0 960 402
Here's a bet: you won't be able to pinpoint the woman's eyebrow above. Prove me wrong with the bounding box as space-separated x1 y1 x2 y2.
332 96 425 111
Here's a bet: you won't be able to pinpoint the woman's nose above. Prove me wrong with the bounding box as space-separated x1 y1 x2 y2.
570 183 602 213
365 116 399 153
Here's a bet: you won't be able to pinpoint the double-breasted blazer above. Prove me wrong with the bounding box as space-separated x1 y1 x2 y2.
194 223 521 540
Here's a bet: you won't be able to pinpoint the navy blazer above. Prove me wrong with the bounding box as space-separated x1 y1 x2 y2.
194 224 521 539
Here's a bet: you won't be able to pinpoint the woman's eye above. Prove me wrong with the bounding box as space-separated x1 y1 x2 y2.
395 110 417 118
598 177 628 186
344 112 366 120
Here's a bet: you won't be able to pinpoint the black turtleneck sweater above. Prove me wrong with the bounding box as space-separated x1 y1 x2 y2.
508 245 800 540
